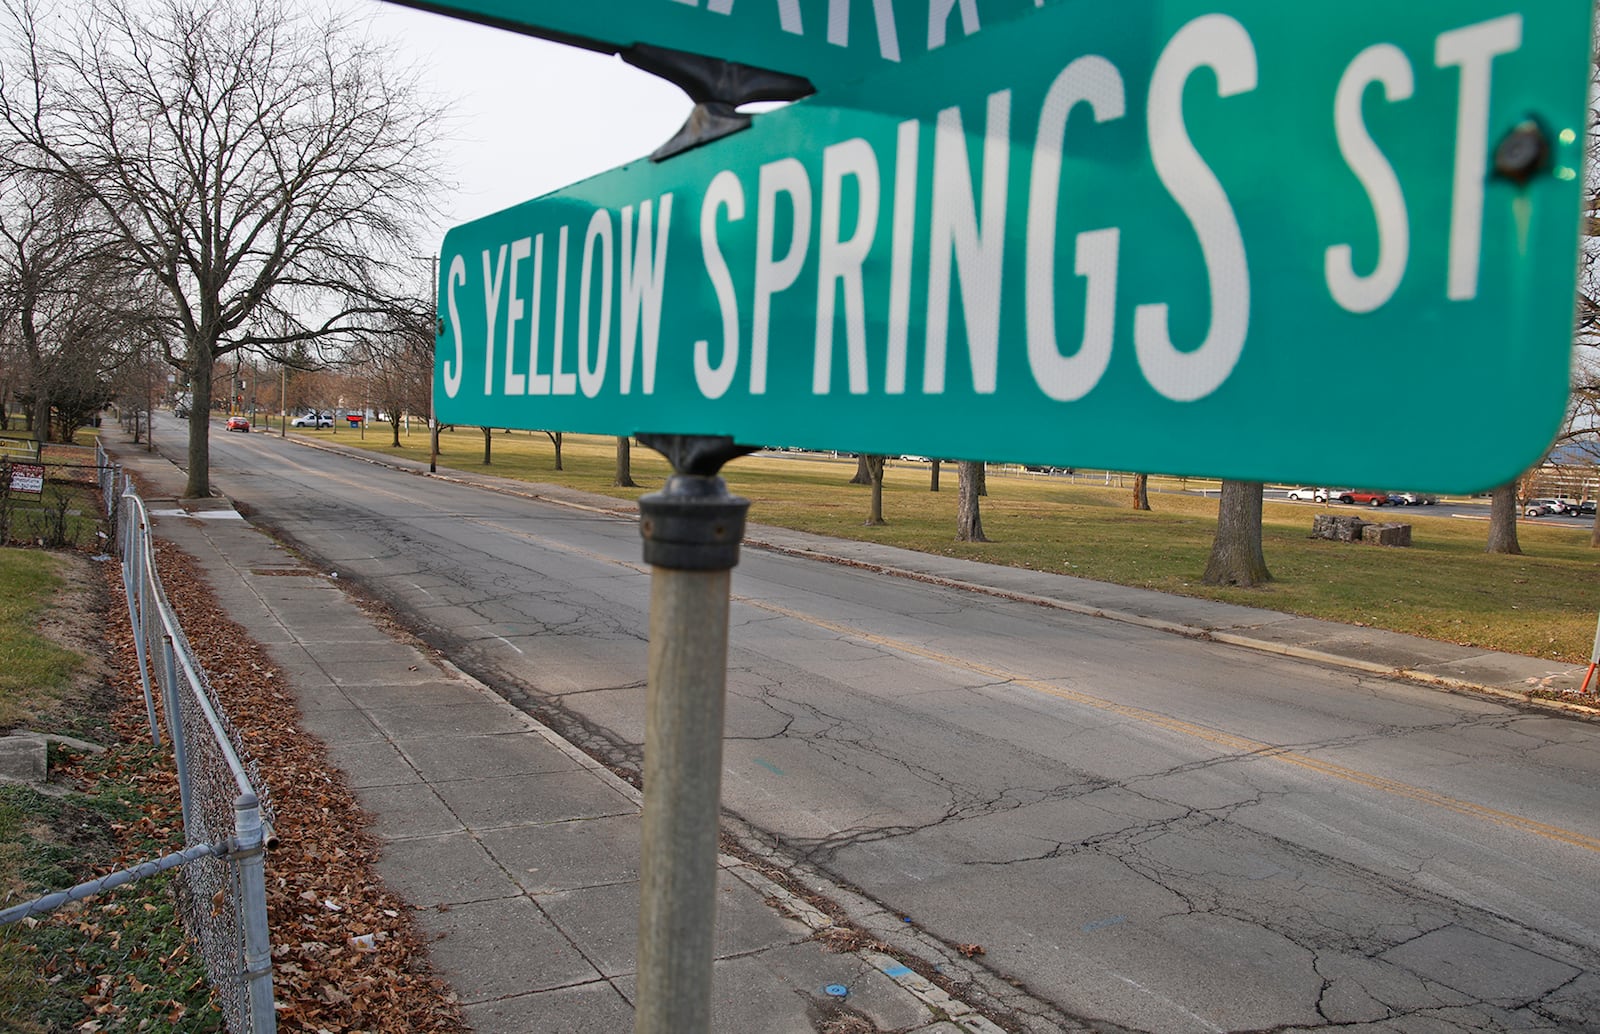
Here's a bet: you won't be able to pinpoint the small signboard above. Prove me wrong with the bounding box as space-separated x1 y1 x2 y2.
8 462 44 495
434 0 1592 492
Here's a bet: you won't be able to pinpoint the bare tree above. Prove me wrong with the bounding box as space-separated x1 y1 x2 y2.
358 305 432 448
956 460 987 542
0 0 444 496
542 430 563 471
0 170 139 443
614 436 637 487
849 453 874 485
1203 480 1270 586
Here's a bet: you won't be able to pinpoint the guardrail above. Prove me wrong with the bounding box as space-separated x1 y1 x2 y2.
0 476 278 1033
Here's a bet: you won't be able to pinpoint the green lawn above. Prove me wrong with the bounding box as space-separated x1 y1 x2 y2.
0 550 80 729
313 427 1599 664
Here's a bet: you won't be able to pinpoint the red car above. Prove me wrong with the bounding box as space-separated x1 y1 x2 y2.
226 416 250 433
1336 490 1387 506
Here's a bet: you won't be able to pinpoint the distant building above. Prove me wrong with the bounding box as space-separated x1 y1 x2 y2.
1525 438 1599 501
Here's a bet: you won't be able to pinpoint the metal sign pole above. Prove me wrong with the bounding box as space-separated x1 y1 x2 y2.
634 434 753 1034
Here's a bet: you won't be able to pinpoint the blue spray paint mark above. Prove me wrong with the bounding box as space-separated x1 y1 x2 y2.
824 984 849 998
1082 915 1127 933
883 964 913 978
753 758 784 776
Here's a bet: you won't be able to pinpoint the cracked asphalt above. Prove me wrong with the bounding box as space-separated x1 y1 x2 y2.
181 420 1600 1033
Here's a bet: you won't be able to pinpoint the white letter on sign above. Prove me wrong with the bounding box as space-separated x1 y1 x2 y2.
696 171 745 400
1026 55 1125 403
753 157 812 395
578 209 613 399
815 137 880 395
1326 44 1413 314
443 254 466 399
1134 15 1255 403
705 0 803 36
482 245 508 396
1436 15 1522 302
827 0 900 61
551 226 576 396
504 237 531 395
620 196 673 395
926 89 1011 395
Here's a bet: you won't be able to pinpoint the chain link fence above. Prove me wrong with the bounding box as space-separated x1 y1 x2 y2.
0 475 278 1033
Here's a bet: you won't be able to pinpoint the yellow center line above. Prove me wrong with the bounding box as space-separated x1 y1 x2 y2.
742 598 1600 855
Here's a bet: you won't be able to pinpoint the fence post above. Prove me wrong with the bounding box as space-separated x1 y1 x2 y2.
127 512 161 746
162 634 194 832
233 792 276 1033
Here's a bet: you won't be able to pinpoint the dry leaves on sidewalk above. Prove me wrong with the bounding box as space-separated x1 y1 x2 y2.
108 540 467 1033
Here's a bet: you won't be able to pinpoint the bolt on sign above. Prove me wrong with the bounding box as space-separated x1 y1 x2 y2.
385 0 1063 88
433 0 1593 492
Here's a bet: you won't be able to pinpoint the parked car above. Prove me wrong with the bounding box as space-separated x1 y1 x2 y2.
1395 492 1438 505
291 413 332 428
1336 490 1388 506
1577 500 1597 516
1523 498 1564 517
1285 487 1327 502
226 416 250 433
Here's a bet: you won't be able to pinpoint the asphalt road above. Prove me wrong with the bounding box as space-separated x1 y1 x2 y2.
191 419 1600 1033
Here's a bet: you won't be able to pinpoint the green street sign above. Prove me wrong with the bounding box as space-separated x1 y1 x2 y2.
384 0 1057 88
435 0 1593 492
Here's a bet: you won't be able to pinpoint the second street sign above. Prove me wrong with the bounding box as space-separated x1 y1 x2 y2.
435 0 1593 491
385 0 1059 89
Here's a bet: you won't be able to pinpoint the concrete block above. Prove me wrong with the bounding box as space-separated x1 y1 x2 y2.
0 735 48 783
1311 514 1372 542
1362 522 1412 547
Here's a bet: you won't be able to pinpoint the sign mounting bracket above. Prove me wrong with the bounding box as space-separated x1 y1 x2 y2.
622 44 813 160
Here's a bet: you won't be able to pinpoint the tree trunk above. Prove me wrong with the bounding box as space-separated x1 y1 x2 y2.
184 348 215 498
957 461 988 542
1203 480 1270 586
480 425 492 465
1132 473 1151 510
929 459 941 493
849 453 873 484
33 394 49 450
389 416 401 447
1590 505 1599 548
1486 481 1522 554
865 455 886 526
974 462 987 497
544 430 564 470
614 436 637 487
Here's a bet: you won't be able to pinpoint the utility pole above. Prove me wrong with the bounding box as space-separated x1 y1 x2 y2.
428 253 439 474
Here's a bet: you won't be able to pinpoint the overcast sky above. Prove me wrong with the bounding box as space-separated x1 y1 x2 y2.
347 0 695 244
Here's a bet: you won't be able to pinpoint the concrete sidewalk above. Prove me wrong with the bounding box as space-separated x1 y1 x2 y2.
108 438 1007 1034
295 431 1600 714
